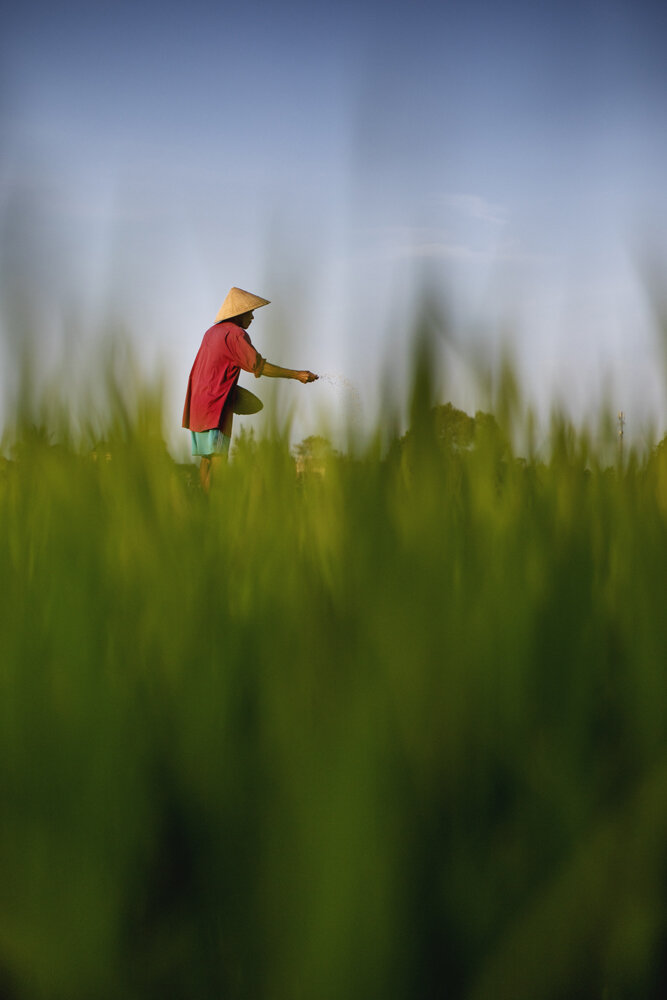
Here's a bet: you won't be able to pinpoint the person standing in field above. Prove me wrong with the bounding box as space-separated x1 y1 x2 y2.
182 286 318 491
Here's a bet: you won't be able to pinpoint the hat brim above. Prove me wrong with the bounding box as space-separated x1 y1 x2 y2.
215 287 271 323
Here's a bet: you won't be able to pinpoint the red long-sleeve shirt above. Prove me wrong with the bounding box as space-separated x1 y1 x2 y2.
182 322 265 434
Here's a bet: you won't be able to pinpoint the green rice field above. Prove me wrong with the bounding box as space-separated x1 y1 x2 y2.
2 339 667 999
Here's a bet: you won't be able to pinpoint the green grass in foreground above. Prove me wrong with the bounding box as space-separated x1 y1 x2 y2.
2 361 667 1000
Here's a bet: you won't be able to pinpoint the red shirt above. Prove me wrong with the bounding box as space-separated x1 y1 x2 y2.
182 322 265 433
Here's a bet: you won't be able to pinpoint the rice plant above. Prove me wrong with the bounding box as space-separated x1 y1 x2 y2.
1 335 667 1000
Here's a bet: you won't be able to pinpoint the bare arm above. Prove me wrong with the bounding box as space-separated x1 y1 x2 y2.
260 361 318 383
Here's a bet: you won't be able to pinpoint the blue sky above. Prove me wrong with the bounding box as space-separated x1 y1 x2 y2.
2 0 667 452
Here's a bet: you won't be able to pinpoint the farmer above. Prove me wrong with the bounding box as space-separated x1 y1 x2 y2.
182 286 318 491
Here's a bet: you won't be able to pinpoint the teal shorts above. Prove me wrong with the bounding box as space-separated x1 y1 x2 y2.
190 429 231 457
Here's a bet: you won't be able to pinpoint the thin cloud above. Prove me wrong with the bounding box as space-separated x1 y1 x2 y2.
393 240 484 261
396 241 538 263
442 193 509 226
356 224 544 268
361 227 480 261
376 228 533 264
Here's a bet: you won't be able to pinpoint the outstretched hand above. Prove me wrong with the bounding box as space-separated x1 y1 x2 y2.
297 371 318 384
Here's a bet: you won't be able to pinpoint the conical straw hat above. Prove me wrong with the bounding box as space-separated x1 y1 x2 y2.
215 287 270 323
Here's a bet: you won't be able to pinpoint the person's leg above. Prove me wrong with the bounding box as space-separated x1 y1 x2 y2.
199 456 212 492
193 431 230 494
209 454 226 489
